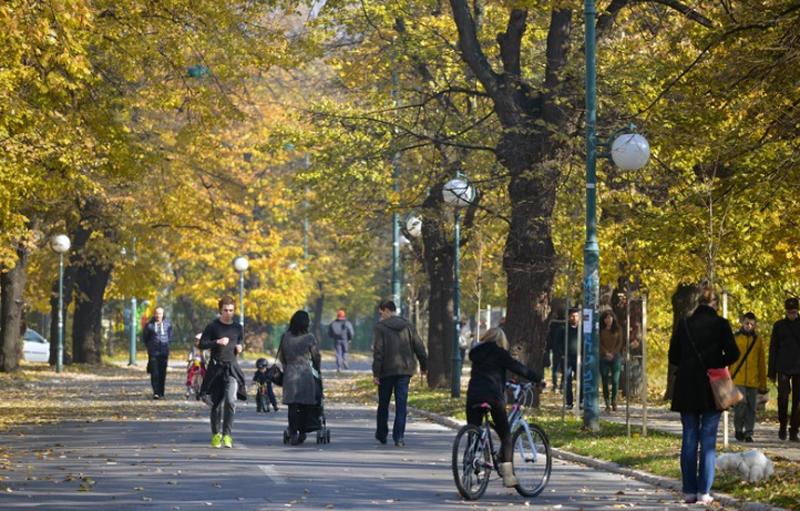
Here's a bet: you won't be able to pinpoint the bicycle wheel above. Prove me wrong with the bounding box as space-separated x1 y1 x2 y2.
452 424 491 500
511 424 551 497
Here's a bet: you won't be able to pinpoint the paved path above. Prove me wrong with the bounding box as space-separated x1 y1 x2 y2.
2 401 702 510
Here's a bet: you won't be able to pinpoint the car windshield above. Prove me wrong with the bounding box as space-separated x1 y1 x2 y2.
24 329 46 343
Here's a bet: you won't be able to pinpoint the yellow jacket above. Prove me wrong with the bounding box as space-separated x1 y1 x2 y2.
731 331 767 391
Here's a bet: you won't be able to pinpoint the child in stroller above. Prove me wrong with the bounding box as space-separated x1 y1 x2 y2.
185 351 206 400
253 358 279 413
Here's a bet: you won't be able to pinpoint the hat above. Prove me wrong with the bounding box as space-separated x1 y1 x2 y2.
256 358 268 369
785 297 799 311
336 309 346 320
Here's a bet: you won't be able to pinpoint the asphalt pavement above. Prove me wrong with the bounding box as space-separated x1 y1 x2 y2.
2 397 696 510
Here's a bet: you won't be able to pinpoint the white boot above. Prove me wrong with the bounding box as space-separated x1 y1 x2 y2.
499 462 518 487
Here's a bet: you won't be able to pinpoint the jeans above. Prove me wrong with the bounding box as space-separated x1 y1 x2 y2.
733 386 758 437
256 383 277 411
210 378 238 436
777 373 800 434
376 375 411 442
335 340 349 371
600 355 622 406
680 411 721 495
149 354 168 397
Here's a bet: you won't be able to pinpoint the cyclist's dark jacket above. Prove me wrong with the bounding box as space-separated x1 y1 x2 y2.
467 341 540 403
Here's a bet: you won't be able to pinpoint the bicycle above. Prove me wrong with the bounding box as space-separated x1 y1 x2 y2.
451 380 552 500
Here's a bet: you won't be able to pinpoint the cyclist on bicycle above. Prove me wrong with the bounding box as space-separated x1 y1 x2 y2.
467 327 543 487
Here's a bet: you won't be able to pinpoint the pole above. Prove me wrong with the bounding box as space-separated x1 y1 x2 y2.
390 70 401 312
625 282 632 437
722 290 729 447
56 253 64 373
581 0 601 432
451 209 462 398
129 296 137 366
239 271 245 329
562 299 569 420
576 308 583 419
642 291 648 436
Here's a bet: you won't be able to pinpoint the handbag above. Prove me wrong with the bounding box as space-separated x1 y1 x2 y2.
683 319 743 411
266 342 284 387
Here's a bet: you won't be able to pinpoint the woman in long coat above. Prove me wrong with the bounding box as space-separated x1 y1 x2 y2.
668 287 739 505
279 310 321 445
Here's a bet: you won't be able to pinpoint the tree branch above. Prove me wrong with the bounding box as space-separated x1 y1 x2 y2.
448 0 499 100
497 9 526 77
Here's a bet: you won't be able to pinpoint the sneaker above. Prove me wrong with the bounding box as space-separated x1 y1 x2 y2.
153 394 160 400
790 432 799 442
222 434 233 448
375 432 387 445
744 435 754 443
273 407 279 412
211 433 222 448
682 493 697 504
394 438 405 448
735 431 744 441
779 427 787 440
697 493 713 505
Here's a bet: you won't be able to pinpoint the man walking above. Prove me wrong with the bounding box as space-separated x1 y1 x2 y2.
142 306 173 399
769 297 800 442
372 300 427 447
199 296 246 448
328 309 354 371
564 309 581 409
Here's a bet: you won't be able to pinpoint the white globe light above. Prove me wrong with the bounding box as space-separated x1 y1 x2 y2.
611 133 650 171
442 178 475 208
50 234 71 254
233 256 249 272
406 216 422 238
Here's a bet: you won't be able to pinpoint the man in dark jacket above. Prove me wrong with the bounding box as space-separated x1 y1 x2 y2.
142 306 173 399
198 295 246 449
372 299 427 447
328 309 354 371
769 297 800 442
564 309 581 408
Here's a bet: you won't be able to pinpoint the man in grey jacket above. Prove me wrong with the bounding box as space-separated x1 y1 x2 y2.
372 299 427 447
328 309 354 371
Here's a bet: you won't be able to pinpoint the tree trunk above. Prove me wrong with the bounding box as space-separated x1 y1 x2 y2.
312 281 325 345
0 244 29 372
422 186 455 389
71 254 114 364
176 294 203 334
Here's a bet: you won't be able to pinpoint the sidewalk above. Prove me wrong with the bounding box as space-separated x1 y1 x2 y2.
597 403 800 462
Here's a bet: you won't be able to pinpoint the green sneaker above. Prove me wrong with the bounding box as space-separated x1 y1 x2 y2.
211 433 222 448
222 434 233 448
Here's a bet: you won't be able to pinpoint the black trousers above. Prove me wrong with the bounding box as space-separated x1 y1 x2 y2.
466 397 512 463
777 373 800 434
149 354 169 397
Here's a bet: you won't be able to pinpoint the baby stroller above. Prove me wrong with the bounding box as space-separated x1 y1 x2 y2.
283 372 330 445
185 352 206 400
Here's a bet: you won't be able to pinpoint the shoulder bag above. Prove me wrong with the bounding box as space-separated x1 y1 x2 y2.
266 338 284 387
683 319 743 411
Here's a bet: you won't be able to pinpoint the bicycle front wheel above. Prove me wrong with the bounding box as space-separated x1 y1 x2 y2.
511 424 551 497
452 424 491 500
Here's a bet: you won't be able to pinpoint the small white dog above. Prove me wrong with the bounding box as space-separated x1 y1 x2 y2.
716 450 774 482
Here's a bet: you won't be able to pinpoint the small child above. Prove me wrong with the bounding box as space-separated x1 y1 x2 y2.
253 358 279 413
185 352 206 400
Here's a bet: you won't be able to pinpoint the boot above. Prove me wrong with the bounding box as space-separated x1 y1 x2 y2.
499 462 518 488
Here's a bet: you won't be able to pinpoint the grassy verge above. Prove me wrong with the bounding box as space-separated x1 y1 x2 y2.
336 373 799 510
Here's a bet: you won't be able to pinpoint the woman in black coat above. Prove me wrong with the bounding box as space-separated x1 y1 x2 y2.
466 327 542 488
668 287 739 505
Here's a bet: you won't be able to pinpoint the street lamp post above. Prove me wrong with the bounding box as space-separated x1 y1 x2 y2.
50 235 71 373
233 256 249 329
582 0 651 431
443 177 476 398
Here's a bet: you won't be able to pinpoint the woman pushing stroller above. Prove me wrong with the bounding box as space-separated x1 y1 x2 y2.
279 310 322 445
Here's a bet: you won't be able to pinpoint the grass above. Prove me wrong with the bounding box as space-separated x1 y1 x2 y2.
336 373 800 510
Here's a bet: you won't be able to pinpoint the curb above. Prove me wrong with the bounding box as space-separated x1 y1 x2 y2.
409 406 791 511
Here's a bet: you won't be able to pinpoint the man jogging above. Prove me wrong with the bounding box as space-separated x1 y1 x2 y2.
199 296 246 448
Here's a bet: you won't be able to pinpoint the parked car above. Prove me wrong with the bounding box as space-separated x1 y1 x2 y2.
23 328 50 363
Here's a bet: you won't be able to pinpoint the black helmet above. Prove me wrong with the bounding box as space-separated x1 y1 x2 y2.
256 358 268 369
